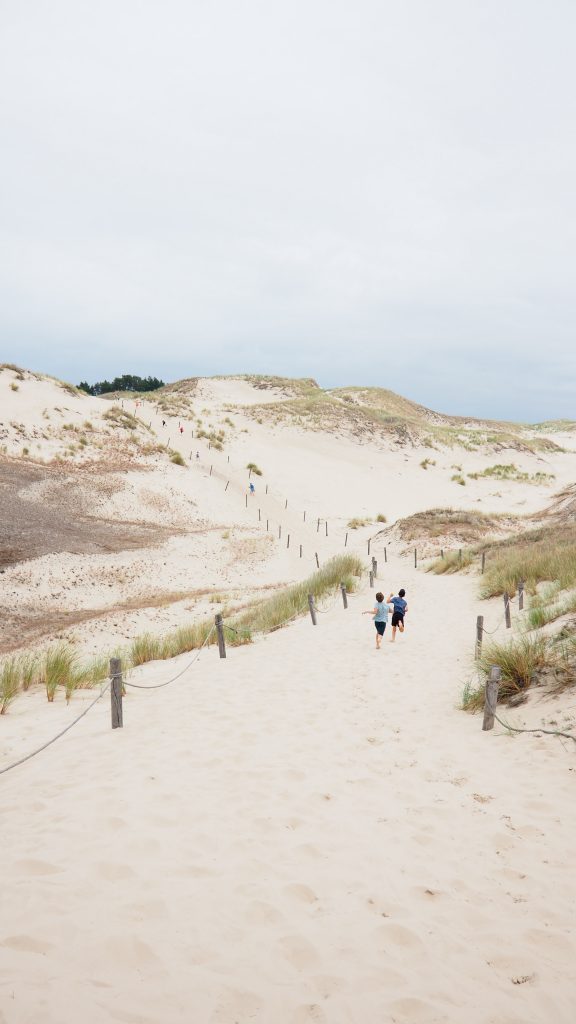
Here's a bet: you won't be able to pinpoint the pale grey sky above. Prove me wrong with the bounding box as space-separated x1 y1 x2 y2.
1 0 575 420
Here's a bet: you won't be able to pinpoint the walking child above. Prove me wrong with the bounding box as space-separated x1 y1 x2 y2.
363 592 394 650
387 588 408 642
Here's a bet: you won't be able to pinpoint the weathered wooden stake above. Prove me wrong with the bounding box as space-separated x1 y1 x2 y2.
245 494 248 507
325 521 328 537
369 570 374 588
414 548 417 568
482 666 501 731
278 524 282 539
459 548 462 562
308 594 317 625
299 544 302 558
367 538 371 556
372 556 377 577
303 511 306 522
225 480 229 491
266 519 269 531
504 592 511 628
266 484 268 494
315 552 319 569
286 534 290 549
210 465 213 476
340 582 348 609
227 455 230 463
475 615 484 660
208 442 211 450
345 532 348 547
215 614 226 659
258 508 261 521
285 499 288 510
481 551 486 574
518 580 524 611
384 547 387 563
440 548 444 559
110 658 123 730
317 518 320 532
248 467 252 478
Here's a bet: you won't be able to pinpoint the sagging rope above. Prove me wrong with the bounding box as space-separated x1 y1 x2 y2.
0 682 111 777
123 625 215 690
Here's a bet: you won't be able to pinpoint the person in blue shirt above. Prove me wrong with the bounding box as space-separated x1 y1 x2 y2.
249 482 255 495
362 591 394 650
387 589 407 642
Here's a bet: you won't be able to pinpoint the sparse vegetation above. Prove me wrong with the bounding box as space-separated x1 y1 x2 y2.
376 513 387 523
246 462 263 476
420 458 436 469
429 550 474 574
479 525 576 600
170 451 185 466
10 382 19 392
43 644 78 702
468 464 555 485
451 474 466 486
347 518 370 529
0 657 20 714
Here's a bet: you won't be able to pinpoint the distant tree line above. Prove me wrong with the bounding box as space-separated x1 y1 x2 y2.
78 374 165 395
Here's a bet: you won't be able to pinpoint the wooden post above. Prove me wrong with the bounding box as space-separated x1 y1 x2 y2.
248 467 252 478
369 570 374 588
440 548 444 559
286 534 290 549
266 519 269 531
215 614 226 659
285 499 288 510
245 494 248 508
308 594 317 626
384 547 387 564
372 556 377 577
317 518 320 532
475 615 484 660
258 508 261 521
110 658 123 730
210 465 213 476
315 552 319 569
345 532 348 547
504 592 511 628
266 484 268 494
482 666 501 731
325 521 328 537
414 548 417 568
459 548 462 562
278 524 282 539
227 455 230 463
367 538 371 556
299 544 302 558
518 580 524 611
225 480 229 491
481 551 485 574
303 511 306 522
340 583 348 609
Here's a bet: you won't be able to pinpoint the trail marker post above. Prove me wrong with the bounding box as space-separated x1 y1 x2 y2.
215 614 226 659
308 594 317 626
372 556 377 577
340 583 348 609
369 570 374 588
475 616 484 660
315 552 320 569
482 666 501 731
504 592 511 629
299 544 302 558
110 658 123 730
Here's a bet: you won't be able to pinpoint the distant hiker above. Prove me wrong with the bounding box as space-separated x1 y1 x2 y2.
363 591 394 650
196 451 200 459
162 419 166 427
387 588 408 642
179 425 184 434
249 482 255 495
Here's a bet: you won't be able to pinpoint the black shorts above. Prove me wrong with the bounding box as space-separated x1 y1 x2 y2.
375 621 386 636
391 612 404 627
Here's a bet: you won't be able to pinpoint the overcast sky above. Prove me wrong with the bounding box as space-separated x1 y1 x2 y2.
1 0 575 420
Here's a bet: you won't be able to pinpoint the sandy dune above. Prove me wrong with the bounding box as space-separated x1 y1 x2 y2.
1 369 576 1022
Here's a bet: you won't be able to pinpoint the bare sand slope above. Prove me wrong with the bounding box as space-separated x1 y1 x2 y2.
2 549 574 1024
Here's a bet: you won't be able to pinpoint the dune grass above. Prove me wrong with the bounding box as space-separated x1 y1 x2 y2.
428 550 475 574
0 657 21 714
479 525 576 599
234 554 363 634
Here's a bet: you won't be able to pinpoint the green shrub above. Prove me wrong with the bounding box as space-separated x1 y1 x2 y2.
170 451 185 466
246 462 263 476
0 657 21 714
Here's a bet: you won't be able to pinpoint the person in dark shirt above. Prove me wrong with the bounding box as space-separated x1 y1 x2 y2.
387 588 408 642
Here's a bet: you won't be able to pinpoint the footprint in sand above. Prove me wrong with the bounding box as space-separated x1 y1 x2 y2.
14 859 62 876
290 1005 327 1023
278 934 321 971
1 934 53 954
283 884 319 904
95 862 135 881
209 988 263 1023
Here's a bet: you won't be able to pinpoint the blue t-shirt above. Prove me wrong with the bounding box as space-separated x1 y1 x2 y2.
391 596 407 615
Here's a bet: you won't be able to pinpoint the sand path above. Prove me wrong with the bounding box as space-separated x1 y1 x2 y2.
1 552 575 1023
